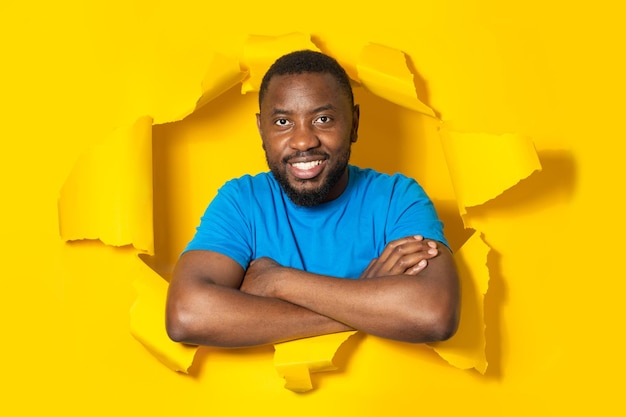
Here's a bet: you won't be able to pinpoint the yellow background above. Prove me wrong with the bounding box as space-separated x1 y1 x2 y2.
2 1 624 415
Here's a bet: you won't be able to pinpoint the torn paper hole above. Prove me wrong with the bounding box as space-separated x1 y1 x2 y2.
57 32 542 385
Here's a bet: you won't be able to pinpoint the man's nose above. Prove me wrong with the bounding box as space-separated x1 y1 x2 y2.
290 124 320 151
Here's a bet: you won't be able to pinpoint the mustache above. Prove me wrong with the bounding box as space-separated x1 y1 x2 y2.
282 151 329 164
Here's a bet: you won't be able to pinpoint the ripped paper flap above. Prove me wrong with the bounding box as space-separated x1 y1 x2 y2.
240 33 319 94
130 261 199 373
273 331 358 392
440 129 542 216
430 231 490 373
357 43 435 117
58 116 154 254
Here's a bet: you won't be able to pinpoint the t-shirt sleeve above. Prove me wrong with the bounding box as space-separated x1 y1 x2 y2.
183 180 252 270
386 176 450 249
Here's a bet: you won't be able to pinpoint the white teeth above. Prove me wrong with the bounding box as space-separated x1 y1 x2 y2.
292 160 322 170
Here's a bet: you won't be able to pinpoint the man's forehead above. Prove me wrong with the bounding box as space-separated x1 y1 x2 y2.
266 72 336 89
261 72 346 108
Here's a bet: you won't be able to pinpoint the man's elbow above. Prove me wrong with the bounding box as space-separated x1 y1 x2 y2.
405 302 460 343
429 306 459 342
165 308 192 344
165 301 206 345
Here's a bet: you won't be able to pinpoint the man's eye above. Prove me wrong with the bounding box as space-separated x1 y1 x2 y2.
275 118 290 126
314 116 330 124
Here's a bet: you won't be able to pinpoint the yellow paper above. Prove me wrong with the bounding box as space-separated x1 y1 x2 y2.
430 231 490 373
130 260 199 373
357 43 436 117
440 129 542 216
57 36 501 383
58 116 154 254
194 52 248 111
273 331 358 392
240 33 320 94
11 2 622 413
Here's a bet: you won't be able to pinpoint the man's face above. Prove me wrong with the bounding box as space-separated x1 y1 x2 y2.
256 72 359 207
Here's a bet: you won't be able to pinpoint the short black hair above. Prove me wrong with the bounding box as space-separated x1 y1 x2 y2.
258 50 354 108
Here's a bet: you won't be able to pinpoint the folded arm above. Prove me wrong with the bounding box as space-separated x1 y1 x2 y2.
242 237 460 343
166 250 352 347
166 236 458 347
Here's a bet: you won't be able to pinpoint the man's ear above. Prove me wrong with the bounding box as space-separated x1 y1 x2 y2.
351 104 360 143
256 113 267 151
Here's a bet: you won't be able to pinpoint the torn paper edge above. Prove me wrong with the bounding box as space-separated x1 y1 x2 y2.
58 33 541 381
273 331 358 392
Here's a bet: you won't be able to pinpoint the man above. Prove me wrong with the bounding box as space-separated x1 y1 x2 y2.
166 50 459 348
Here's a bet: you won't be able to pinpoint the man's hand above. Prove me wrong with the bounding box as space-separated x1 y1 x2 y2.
360 235 439 279
240 256 283 297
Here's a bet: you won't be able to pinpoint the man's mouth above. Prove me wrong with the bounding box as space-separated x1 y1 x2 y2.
288 158 326 180
291 160 323 170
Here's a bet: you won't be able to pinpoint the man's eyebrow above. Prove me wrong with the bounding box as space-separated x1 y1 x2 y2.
270 108 291 116
269 104 336 117
311 104 336 113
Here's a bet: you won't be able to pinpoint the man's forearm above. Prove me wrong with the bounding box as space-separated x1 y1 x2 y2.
243 251 459 343
166 282 353 348
273 273 454 342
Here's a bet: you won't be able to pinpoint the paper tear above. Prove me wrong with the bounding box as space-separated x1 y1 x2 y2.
240 33 320 94
273 331 358 393
130 260 199 373
58 116 155 254
356 43 436 117
57 35 540 381
439 128 542 217
430 231 490 374
194 52 248 112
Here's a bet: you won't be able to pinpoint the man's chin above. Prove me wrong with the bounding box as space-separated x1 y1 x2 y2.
289 176 322 189
270 164 341 207
284 184 328 207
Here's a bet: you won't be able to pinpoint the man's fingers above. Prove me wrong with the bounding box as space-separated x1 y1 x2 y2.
385 239 438 262
378 235 424 262
406 259 428 275
385 243 439 275
360 259 377 279
364 237 441 278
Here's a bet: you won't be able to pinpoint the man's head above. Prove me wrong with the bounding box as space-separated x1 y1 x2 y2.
257 50 360 207
259 50 354 110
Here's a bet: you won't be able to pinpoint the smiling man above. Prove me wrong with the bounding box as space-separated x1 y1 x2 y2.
259 70 357 207
165 50 460 348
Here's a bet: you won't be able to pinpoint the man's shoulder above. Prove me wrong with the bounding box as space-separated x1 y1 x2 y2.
221 171 276 191
350 165 417 188
349 166 429 205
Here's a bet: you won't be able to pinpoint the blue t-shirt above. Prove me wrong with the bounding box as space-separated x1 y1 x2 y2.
184 165 447 279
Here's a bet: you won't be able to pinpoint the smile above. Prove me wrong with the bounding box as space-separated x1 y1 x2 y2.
288 158 326 180
291 160 324 170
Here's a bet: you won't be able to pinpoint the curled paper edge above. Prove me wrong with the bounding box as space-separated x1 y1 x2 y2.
438 127 542 218
240 32 320 94
130 259 199 373
58 33 544 380
356 42 436 117
430 231 490 374
273 331 358 393
58 116 154 254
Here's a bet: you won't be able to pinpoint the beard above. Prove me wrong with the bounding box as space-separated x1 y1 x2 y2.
267 149 350 207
